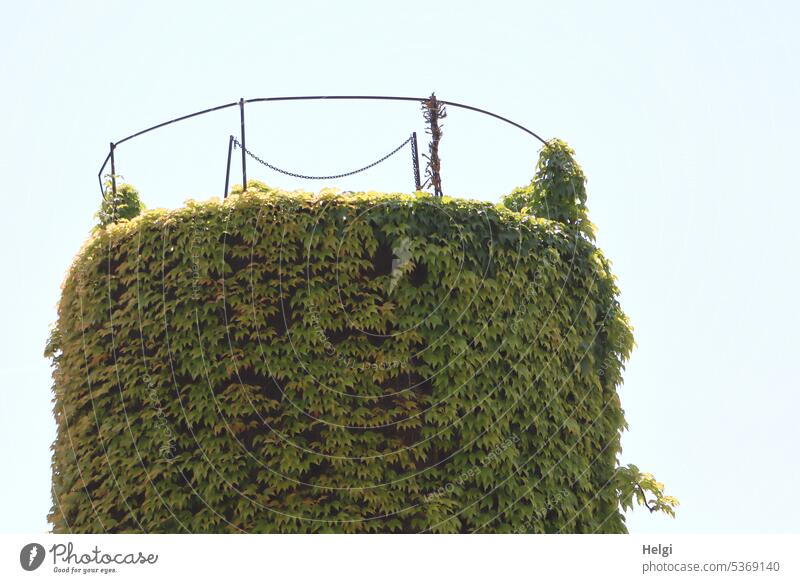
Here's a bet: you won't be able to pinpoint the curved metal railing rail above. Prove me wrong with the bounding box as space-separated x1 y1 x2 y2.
97 95 549 200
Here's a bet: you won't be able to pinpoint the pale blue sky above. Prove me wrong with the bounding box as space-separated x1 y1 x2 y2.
1 1 798 533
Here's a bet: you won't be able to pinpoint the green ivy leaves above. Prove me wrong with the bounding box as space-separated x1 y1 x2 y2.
47 141 662 533
615 464 680 518
501 139 596 241
95 179 144 229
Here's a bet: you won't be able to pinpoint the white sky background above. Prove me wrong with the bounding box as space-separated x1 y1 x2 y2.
0 0 798 533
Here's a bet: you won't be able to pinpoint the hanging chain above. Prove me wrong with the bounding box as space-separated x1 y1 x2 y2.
232 135 413 181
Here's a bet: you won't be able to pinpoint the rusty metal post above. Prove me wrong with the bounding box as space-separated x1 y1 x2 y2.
411 132 421 191
421 93 446 197
109 142 117 198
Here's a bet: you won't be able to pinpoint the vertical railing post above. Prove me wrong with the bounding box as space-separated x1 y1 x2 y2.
411 132 421 191
224 135 234 199
109 142 117 198
239 98 247 190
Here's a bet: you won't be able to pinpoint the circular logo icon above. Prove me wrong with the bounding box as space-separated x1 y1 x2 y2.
20 543 46 571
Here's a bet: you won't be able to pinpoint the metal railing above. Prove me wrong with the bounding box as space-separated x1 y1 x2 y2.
98 95 548 201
